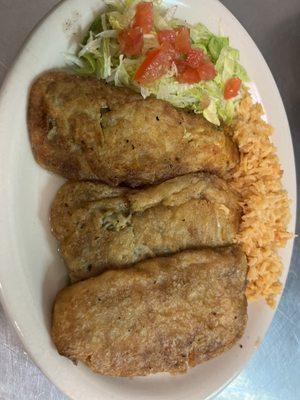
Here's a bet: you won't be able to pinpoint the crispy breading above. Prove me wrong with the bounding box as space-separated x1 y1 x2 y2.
51 247 248 377
28 71 239 187
50 173 241 281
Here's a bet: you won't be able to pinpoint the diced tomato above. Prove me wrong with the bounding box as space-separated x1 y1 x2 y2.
177 66 201 84
118 27 144 57
133 2 153 34
168 44 181 61
134 42 175 85
186 49 206 69
134 48 160 83
224 77 242 99
174 27 191 55
174 59 188 74
197 62 217 81
175 54 216 83
157 29 177 44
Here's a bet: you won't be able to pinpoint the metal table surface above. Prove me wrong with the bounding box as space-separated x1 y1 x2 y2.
0 0 299 399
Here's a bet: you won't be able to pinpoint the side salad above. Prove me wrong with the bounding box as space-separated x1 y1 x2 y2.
67 0 249 125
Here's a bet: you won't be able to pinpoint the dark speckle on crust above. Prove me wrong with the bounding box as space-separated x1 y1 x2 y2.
51 247 247 377
28 71 239 186
50 174 241 282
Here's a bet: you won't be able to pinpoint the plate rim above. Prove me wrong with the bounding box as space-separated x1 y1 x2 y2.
0 0 297 399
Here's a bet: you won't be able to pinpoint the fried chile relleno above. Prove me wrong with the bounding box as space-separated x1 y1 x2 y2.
50 173 241 281
28 71 239 187
52 246 248 377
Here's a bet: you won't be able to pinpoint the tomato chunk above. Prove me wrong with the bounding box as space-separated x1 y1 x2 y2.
157 29 177 44
118 27 144 57
224 77 242 99
176 53 216 84
174 27 191 55
133 2 153 34
177 66 201 84
186 49 206 69
197 62 217 81
134 42 175 85
134 48 160 83
174 59 188 74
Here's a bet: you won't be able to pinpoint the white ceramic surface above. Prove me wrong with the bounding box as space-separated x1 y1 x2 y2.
0 1 296 399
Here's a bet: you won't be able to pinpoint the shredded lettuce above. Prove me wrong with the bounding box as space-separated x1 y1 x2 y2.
203 101 219 125
69 53 97 75
191 23 213 46
96 37 112 79
153 3 179 30
208 36 229 62
215 46 249 84
107 11 131 29
67 0 250 125
109 55 129 86
138 74 237 126
82 15 103 45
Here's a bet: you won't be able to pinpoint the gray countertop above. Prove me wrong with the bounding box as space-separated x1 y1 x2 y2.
0 1 299 399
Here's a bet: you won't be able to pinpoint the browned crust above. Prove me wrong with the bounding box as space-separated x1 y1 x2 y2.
28 70 239 186
50 173 242 282
51 246 248 377
27 70 140 180
28 71 84 179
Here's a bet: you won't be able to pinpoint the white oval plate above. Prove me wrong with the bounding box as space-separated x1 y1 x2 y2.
0 1 296 399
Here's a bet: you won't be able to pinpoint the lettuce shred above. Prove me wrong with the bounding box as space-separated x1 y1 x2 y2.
65 0 250 125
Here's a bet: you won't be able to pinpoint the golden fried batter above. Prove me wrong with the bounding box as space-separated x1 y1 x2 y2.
28 71 239 187
52 247 248 377
51 173 241 281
